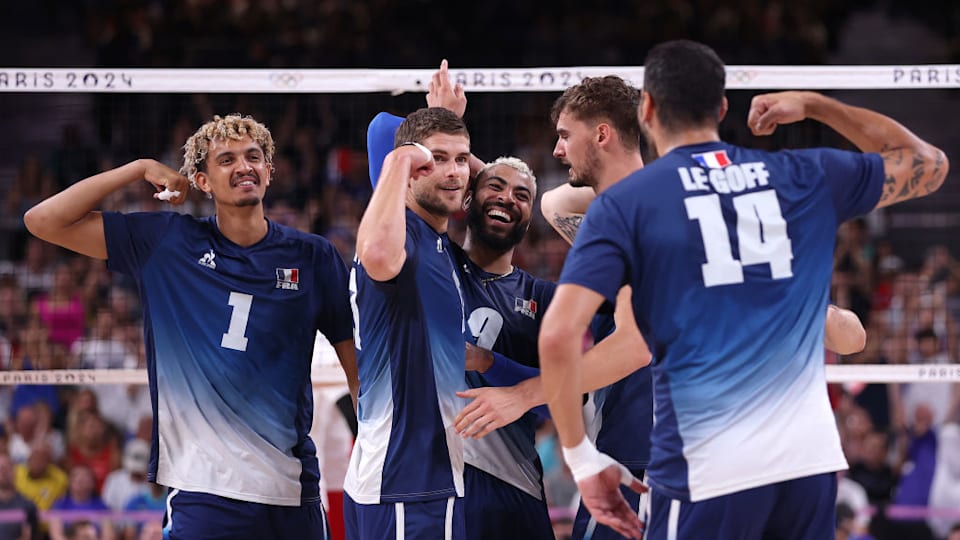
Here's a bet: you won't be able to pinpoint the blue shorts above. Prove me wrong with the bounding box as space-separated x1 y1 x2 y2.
646 472 837 540
463 464 553 540
162 489 329 540
572 469 646 540
344 492 465 540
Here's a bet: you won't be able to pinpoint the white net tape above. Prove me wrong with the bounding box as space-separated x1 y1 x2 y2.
0 364 957 386
1 65 959 93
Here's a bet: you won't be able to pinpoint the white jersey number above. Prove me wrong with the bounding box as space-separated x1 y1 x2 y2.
468 307 504 349
685 190 793 287
221 291 253 351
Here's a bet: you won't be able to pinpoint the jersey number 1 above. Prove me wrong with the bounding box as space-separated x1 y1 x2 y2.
222 292 253 351
684 190 793 287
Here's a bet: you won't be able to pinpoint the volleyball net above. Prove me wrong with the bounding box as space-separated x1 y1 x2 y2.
1 65 959 532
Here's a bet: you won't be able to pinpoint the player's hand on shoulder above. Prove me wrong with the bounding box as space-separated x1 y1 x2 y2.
748 91 812 136
426 59 467 118
140 159 189 205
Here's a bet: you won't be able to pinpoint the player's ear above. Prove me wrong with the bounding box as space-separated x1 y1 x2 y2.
596 123 611 147
194 171 212 194
718 96 729 123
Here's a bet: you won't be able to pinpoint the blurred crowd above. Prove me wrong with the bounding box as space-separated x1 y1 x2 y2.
0 0 959 539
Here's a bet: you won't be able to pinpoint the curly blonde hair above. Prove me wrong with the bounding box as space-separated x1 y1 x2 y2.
180 114 276 189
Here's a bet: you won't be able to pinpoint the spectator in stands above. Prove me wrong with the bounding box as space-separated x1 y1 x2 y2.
101 438 149 512
66 410 120 495
64 520 101 540
902 328 960 427
31 262 87 352
929 423 960 539
49 465 113 540
14 441 68 512
13 238 55 301
120 482 166 540
886 403 938 540
0 452 38 540
8 403 65 465
848 430 897 505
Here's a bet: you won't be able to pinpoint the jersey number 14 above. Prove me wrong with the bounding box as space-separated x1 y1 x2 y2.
685 190 794 287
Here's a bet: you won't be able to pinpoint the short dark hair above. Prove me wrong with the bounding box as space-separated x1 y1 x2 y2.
394 107 469 148
550 76 643 152
915 327 938 342
643 40 726 132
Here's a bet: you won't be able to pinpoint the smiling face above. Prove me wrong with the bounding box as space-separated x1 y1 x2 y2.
194 135 271 208
466 163 535 252
409 132 471 218
553 110 602 189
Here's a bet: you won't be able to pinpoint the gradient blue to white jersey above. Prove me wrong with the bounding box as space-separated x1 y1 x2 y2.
103 212 353 506
585 315 652 474
453 244 555 500
559 142 884 502
344 209 468 504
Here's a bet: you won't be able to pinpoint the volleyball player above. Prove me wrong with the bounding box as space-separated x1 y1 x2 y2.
24 114 356 539
343 106 473 539
539 39 947 539
363 63 650 539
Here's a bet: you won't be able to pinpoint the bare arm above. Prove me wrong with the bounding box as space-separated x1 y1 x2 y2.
456 286 649 437
355 146 433 281
332 339 359 413
749 91 948 208
824 304 866 355
540 183 597 245
23 159 188 259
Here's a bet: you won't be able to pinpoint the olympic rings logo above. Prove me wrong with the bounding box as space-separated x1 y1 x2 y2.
269 73 304 88
729 70 758 84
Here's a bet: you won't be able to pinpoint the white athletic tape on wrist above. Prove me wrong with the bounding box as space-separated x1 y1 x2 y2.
400 141 433 163
156 189 180 201
562 436 636 485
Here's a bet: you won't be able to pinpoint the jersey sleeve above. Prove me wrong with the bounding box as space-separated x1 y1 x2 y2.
813 148 885 222
102 211 177 278
314 240 355 344
558 195 631 304
367 112 405 189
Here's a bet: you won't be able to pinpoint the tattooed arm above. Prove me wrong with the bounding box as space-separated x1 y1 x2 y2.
540 183 596 245
748 91 948 208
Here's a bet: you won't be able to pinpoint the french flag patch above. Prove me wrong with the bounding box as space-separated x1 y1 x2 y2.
276 268 300 290
515 298 538 319
692 150 732 169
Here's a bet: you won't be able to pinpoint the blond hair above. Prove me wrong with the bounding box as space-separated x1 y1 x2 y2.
478 156 537 196
180 114 276 188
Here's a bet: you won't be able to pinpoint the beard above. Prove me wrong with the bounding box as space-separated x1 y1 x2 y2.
414 185 462 218
568 143 602 189
465 201 528 252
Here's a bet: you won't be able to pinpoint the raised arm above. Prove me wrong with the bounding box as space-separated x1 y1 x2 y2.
748 91 948 208
540 183 597 245
23 159 188 259
824 304 866 355
356 145 434 281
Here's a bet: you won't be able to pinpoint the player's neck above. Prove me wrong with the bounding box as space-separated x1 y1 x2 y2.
214 206 269 247
597 151 645 194
655 127 721 157
463 235 514 275
407 201 448 234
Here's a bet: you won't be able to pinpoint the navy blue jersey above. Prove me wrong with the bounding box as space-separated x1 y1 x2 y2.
587 316 652 473
452 243 556 499
344 209 468 504
103 212 352 506
561 142 884 501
